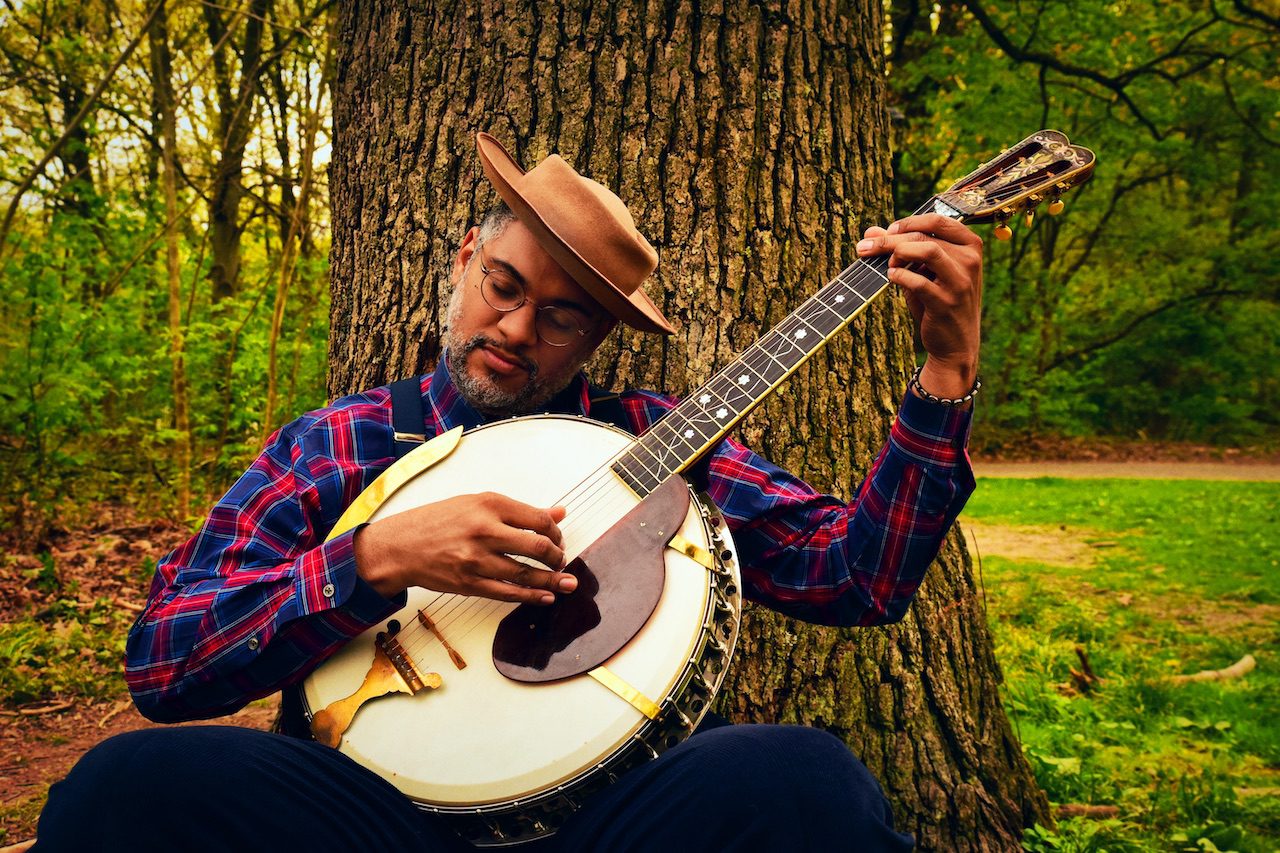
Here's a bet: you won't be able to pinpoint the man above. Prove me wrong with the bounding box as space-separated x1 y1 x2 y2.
32 133 982 851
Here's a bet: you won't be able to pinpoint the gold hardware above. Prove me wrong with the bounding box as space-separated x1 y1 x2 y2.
1024 209 1035 227
994 222 1013 241
667 533 716 571
1048 198 1065 215
589 666 662 719
311 639 442 748
326 426 464 541
380 632 433 692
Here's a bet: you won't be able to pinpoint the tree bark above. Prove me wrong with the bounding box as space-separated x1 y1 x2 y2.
329 0 1049 847
149 0 191 519
202 0 273 302
263 11 333 439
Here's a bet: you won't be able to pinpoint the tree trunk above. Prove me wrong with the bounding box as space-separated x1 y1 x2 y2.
203 0 273 302
263 13 334 439
329 0 1049 847
149 1 191 519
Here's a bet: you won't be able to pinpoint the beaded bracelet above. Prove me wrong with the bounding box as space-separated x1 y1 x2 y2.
910 365 981 407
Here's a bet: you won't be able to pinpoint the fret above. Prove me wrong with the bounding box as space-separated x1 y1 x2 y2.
650 411 707 456
607 246 900 487
740 345 791 390
850 257 889 284
747 334 792 375
611 455 659 497
845 260 890 299
610 438 666 496
813 276 866 323
618 390 730 494
754 326 806 369
704 363 769 416
637 417 699 475
669 389 735 443
619 444 664 484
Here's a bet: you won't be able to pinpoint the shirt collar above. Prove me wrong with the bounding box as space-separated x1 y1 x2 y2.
426 351 591 433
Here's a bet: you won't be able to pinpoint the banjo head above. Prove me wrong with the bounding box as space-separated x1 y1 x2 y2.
301 415 741 845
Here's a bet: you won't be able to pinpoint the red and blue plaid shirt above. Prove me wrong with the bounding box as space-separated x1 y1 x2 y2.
126 358 974 722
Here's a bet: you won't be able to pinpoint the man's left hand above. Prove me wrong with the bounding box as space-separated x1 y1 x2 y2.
857 214 983 401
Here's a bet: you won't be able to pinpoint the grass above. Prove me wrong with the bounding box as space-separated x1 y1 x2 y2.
964 478 1280 852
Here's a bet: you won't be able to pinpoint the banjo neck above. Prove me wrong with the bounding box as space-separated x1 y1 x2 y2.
608 199 953 498
609 125 1098 497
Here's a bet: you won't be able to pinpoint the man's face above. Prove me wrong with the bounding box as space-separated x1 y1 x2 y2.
446 220 614 417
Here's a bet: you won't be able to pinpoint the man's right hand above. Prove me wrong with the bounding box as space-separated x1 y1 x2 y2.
352 493 578 604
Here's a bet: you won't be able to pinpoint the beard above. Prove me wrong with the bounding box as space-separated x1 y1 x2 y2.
445 284 589 418
444 334 563 417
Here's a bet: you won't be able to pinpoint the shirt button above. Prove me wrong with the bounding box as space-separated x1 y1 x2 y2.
322 583 336 599
247 637 260 651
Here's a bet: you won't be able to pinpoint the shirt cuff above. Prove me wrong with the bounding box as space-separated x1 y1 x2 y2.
890 389 974 469
294 525 405 622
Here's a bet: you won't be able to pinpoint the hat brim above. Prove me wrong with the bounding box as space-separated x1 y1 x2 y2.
476 133 675 335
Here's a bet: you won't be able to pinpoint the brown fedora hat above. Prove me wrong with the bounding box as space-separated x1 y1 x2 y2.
475 132 675 335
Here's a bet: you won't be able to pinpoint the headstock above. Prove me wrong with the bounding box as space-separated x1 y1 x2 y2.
934 130 1096 240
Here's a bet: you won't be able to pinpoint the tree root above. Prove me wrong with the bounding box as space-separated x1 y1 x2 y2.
1069 646 1101 694
1056 804 1119 820
1169 654 1256 684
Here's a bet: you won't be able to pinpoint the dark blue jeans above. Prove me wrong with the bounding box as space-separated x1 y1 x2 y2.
34 722 913 851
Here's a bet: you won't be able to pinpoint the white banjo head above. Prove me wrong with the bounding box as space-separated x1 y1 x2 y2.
301 416 733 810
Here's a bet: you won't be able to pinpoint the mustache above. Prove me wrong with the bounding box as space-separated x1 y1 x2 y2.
458 334 538 377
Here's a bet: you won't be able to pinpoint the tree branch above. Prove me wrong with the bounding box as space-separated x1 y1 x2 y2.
1060 165 1173 286
0 0 166 259
1230 0 1280 32
959 0 1232 139
1219 67 1280 149
1045 288 1252 373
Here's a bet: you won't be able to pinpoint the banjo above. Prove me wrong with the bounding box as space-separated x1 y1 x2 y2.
300 131 1095 846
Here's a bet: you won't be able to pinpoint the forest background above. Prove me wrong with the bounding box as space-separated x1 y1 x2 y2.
0 0 1277 849
1 0 1276 529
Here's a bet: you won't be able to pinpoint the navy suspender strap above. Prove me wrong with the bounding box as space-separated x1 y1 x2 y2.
390 377 427 459
588 389 632 435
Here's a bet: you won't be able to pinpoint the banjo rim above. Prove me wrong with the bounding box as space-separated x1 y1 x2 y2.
298 414 743 846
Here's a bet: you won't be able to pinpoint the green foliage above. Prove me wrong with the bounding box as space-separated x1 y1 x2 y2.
888 0 1280 446
966 477 1280 850
1024 819 1146 852
0 604 129 705
0 0 333 535
0 178 330 528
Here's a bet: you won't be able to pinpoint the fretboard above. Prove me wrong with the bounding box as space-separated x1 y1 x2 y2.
610 253 895 497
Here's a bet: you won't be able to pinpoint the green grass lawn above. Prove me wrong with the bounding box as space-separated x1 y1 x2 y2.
963 478 1280 852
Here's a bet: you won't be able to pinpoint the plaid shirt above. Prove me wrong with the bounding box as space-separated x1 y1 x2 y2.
126 358 974 722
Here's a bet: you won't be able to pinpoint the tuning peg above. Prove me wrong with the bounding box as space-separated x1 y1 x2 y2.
1048 197 1065 215
1024 208 1036 227
994 221 1013 241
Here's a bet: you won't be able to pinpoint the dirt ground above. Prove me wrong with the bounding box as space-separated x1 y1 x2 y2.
1 699 278 843
961 518 1105 568
0 507 281 845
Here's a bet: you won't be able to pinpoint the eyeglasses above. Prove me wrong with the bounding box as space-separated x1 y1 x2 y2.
478 248 595 347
